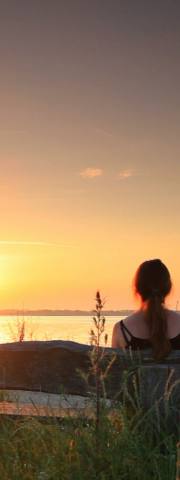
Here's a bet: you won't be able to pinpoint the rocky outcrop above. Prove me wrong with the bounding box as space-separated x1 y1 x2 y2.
0 340 179 410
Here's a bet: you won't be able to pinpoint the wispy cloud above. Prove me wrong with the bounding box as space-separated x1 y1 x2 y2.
118 169 135 180
60 188 86 195
95 128 113 138
0 129 26 135
0 241 73 248
80 168 103 179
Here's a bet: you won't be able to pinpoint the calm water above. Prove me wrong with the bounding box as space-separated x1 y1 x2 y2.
0 315 126 346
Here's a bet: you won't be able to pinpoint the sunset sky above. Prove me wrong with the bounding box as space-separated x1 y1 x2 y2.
0 1 180 310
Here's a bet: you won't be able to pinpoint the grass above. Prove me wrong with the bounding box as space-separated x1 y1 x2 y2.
8 315 36 342
0 404 178 479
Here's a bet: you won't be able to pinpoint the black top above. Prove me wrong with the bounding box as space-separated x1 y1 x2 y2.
120 320 180 350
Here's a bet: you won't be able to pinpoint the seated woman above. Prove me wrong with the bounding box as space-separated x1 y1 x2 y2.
112 259 180 359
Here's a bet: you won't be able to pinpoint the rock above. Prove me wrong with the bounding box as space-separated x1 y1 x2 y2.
0 340 179 414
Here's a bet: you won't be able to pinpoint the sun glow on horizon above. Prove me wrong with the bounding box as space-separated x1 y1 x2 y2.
0 237 179 311
0 254 12 288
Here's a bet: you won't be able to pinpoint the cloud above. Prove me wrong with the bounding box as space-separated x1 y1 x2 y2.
118 169 134 180
95 128 113 138
80 168 103 179
0 129 26 135
0 241 74 248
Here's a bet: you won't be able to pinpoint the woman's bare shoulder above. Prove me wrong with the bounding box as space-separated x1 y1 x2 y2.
165 309 180 337
111 320 126 348
166 309 180 321
122 310 143 327
122 309 151 338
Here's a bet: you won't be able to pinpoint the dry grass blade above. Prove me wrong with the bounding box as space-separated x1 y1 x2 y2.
176 443 180 480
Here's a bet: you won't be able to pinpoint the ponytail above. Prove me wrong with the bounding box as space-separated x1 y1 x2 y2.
145 295 171 360
134 259 172 360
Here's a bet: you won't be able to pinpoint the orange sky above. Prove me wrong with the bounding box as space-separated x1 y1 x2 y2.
0 2 180 310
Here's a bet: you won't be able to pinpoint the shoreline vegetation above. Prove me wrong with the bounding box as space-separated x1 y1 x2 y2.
0 309 133 316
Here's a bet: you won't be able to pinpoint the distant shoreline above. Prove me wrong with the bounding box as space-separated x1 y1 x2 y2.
0 309 133 317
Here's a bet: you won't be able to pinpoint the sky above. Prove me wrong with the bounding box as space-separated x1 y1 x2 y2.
0 0 180 310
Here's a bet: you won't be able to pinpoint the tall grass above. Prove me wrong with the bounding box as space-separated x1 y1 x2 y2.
8 315 36 342
0 404 178 479
89 291 112 435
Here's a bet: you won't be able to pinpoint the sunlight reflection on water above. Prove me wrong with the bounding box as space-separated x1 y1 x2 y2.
0 315 126 346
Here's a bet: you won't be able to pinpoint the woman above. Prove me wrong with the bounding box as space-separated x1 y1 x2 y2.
112 259 180 359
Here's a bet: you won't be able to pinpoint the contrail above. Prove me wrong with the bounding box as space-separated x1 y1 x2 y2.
0 241 74 248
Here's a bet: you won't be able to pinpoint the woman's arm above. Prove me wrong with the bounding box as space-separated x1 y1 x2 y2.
111 322 127 349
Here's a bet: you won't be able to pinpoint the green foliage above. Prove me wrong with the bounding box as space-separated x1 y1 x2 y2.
0 390 10 402
0 407 177 480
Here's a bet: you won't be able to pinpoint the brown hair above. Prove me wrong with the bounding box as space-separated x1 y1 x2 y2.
134 259 172 360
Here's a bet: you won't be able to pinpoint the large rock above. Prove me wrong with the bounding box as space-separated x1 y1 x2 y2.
0 340 179 411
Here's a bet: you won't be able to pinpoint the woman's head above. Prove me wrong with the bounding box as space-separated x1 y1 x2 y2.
134 259 172 360
134 259 172 304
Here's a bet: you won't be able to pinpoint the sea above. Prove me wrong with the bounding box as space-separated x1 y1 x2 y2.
0 315 126 346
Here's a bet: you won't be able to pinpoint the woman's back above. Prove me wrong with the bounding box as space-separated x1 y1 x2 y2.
118 309 180 350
